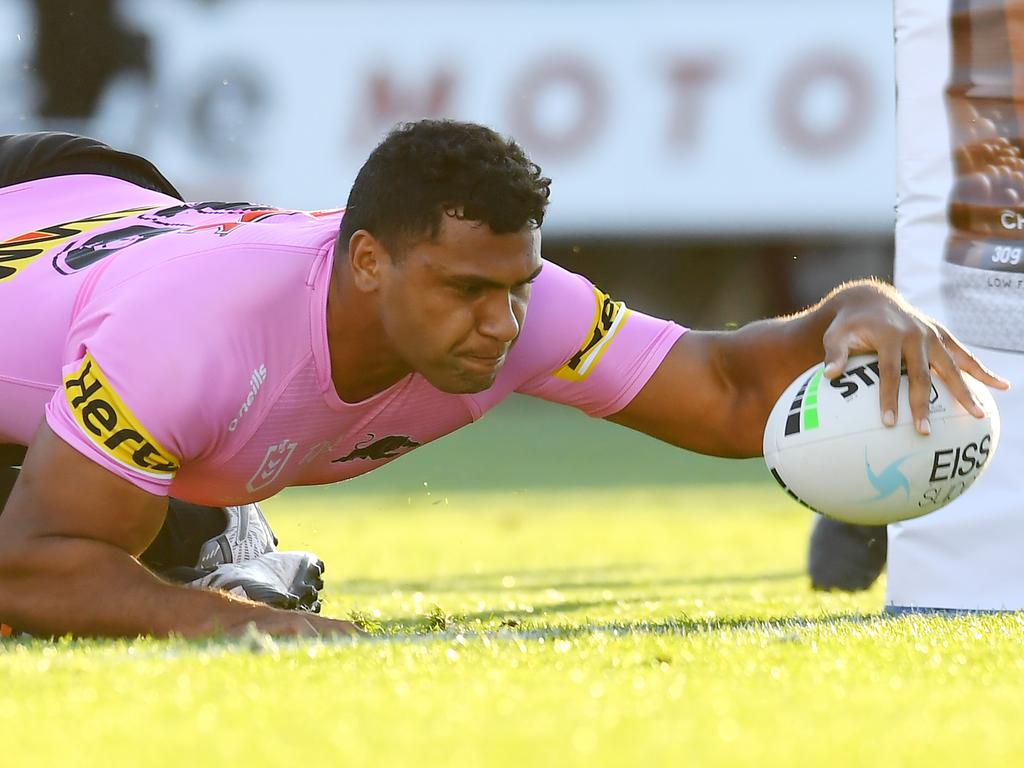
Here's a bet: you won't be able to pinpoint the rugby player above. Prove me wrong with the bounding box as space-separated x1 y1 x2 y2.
0 122 1007 638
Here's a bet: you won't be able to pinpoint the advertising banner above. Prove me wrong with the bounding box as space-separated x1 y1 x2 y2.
1 0 896 235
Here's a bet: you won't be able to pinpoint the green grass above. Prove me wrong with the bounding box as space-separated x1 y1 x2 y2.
3 397 1023 765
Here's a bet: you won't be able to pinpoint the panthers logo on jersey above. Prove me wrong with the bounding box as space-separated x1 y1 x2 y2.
0 206 159 282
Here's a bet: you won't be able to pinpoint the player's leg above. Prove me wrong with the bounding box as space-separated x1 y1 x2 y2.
141 500 236 572
807 516 887 591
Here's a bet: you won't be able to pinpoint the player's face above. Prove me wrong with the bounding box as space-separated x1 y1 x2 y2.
380 216 542 394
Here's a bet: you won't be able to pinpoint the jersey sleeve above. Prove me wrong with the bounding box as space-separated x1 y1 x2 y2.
46 351 184 495
45 269 235 496
512 261 686 417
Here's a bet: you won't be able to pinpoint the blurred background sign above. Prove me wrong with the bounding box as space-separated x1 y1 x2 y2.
0 0 896 329
1 0 895 236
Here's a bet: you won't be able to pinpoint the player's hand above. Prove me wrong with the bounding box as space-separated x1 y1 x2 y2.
309 615 364 636
820 282 1010 435
243 613 362 638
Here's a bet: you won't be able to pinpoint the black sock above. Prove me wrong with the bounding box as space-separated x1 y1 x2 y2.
139 500 227 572
0 466 18 514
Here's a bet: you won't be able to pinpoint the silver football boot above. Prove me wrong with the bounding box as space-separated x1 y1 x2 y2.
184 503 325 613
196 503 278 568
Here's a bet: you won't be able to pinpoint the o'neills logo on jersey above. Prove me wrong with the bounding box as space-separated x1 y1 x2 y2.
63 352 180 478
228 364 268 432
554 286 630 382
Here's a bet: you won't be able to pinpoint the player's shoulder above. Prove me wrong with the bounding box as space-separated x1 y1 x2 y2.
526 258 616 314
507 259 623 370
64 219 338 451
488 257 683 417
83 202 340 326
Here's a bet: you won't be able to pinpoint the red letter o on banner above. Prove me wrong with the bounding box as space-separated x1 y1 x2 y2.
775 53 872 157
509 57 606 158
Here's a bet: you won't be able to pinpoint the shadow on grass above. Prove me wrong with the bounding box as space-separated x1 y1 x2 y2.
347 567 808 633
339 566 803 597
376 598 622 632
358 611 889 642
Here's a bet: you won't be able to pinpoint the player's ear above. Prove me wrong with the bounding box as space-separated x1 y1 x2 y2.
348 230 385 292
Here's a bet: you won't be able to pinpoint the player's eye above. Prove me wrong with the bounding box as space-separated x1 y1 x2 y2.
451 281 483 297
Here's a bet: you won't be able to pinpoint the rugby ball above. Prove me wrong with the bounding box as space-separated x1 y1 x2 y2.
763 355 1000 525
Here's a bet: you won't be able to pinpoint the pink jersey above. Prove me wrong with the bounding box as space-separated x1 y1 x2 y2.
0 175 685 505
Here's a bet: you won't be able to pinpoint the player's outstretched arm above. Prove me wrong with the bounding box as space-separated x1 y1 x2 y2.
607 280 1009 459
0 424 359 638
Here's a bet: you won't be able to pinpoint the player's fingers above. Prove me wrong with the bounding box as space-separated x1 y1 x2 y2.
938 325 1011 390
902 330 932 435
270 615 321 637
240 615 319 638
928 335 985 418
316 618 363 637
295 617 321 637
876 345 902 427
822 326 850 379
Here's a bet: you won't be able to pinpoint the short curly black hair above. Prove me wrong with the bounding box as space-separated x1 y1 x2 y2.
338 120 551 257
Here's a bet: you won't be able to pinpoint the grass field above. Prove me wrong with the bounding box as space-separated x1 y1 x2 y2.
3 397 1023 765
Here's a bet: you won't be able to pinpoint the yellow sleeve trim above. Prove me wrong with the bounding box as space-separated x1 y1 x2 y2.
554 285 630 382
64 352 180 479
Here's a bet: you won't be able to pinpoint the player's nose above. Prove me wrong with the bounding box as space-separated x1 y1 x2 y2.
477 291 520 344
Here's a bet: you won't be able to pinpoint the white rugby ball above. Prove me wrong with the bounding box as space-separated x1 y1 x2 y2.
763 355 1000 525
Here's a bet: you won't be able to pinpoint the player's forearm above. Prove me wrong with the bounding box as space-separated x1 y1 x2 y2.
614 278 999 458
714 280 885 452
0 535 327 638
719 289 841 397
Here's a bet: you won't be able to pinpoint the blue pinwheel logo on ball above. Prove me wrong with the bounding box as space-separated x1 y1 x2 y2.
863 449 912 501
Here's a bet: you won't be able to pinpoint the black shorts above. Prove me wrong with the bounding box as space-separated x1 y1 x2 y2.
0 132 182 199
0 445 26 467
